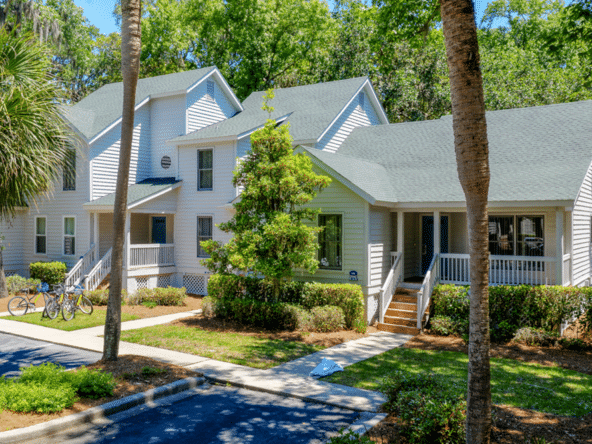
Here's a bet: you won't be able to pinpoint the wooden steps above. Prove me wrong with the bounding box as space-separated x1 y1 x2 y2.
377 288 427 336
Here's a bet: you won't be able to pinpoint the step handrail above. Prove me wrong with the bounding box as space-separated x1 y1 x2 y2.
418 253 439 330
64 244 96 287
379 252 403 323
84 248 112 291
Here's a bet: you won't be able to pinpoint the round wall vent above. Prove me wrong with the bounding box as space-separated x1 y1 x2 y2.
161 155 171 169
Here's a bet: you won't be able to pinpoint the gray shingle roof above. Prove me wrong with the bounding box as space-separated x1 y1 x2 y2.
83 178 181 208
170 77 368 144
312 100 592 204
62 67 216 141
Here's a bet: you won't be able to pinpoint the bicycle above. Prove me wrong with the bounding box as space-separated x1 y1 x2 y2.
7 283 56 317
61 284 93 321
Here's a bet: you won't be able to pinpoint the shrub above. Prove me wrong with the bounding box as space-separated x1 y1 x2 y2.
512 327 557 347
128 287 187 306
5 275 41 295
327 429 374 443
429 315 456 336
202 296 217 317
0 379 77 413
29 261 67 286
84 288 128 306
309 306 345 332
558 337 591 351
68 366 116 399
212 296 300 330
490 320 518 343
380 372 466 444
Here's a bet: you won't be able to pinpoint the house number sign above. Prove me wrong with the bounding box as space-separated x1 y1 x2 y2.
349 270 358 281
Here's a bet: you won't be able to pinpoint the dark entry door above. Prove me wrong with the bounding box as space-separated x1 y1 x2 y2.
152 216 166 244
421 215 449 275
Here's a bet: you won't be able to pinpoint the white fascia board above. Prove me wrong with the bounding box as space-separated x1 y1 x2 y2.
88 97 151 145
187 68 244 112
237 113 292 140
169 134 238 147
127 182 182 209
365 79 389 124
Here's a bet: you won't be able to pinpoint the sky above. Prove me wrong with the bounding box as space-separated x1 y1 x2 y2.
72 0 495 35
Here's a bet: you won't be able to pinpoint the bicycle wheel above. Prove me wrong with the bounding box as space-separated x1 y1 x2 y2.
44 297 59 319
8 296 28 316
78 296 93 315
62 299 75 321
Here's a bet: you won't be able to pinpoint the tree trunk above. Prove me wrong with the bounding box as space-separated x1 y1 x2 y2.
103 0 141 361
0 247 8 299
440 1 492 443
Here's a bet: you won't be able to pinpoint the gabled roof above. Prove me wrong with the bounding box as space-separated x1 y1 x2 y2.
61 67 241 142
83 178 181 210
170 77 386 145
306 100 592 204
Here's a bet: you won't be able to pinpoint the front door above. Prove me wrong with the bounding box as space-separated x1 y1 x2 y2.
152 216 166 244
421 215 449 275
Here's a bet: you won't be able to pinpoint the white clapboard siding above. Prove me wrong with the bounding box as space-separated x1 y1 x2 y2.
0 212 26 275
131 189 179 214
175 142 237 274
296 169 367 291
186 77 237 133
236 137 251 160
150 95 184 179
572 166 592 285
22 145 92 270
316 89 381 154
91 105 151 199
368 206 393 293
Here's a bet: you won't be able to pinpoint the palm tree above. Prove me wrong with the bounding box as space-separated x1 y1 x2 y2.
440 1 491 443
0 29 72 298
103 0 142 361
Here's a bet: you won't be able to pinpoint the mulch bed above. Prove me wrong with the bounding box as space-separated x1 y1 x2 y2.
365 332 592 443
0 355 201 432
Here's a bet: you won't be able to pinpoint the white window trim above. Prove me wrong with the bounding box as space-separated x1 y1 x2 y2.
197 148 214 191
63 215 76 256
34 216 47 256
197 215 214 258
318 213 344 271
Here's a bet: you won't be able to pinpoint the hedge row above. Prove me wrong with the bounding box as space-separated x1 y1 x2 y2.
84 287 186 306
207 274 365 330
431 284 592 341
29 262 67 286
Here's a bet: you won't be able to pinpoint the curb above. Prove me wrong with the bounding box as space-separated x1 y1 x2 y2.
0 376 206 444
345 412 387 436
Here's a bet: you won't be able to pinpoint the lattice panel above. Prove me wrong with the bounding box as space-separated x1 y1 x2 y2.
183 274 208 295
157 274 172 288
136 276 149 290
5 270 18 277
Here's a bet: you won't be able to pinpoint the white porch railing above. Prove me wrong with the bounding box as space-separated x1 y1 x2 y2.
562 254 571 286
129 244 175 268
440 253 557 286
418 253 439 330
64 244 96 287
379 252 403 323
84 248 112 291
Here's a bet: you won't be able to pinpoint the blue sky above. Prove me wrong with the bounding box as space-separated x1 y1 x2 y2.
73 0 494 35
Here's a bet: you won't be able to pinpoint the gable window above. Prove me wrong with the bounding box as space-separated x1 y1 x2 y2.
358 92 365 109
198 149 213 191
319 214 342 270
35 217 47 255
206 80 215 101
63 216 76 256
63 149 76 191
197 216 213 257
488 215 543 257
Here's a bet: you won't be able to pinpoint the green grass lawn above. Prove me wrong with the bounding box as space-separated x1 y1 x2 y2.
120 324 325 369
324 347 592 417
0 310 140 331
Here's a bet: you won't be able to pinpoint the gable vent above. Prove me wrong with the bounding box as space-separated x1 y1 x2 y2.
206 80 215 100
161 155 172 169
358 92 365 109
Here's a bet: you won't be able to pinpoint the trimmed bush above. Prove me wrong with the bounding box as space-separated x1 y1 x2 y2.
84 288 128 306
129 287 187 306
29 261 67 286
5 275 41 295
309 306 345 332
214 296 300 330
380 372 466 444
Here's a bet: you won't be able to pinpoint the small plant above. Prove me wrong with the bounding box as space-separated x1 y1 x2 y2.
141 300 158 309
512 327 557 347
202 296 217 317
429 315 456 336
6 275 41 295
309 305 345 332
141 366 167 377
327 428 373 443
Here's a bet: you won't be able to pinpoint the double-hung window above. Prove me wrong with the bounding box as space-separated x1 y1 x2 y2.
319 214 342 270
63 216 76 256
197 216 213 257
488 215 544 257
35 217 46 255
198 149 213 191
63 149 76 191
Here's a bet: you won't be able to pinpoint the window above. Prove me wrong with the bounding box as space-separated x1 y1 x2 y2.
197 216 213 257
488 215 543 257
198 149 213 190
358 92 365 108
206 80 215 101
35 217 46 254
63 217 76 255
63 149 76 191
319 214 342 270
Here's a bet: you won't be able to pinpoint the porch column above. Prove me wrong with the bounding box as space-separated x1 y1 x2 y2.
556 210 564 285
397 211 404 273
124 211 131 270
433 211 440 256
93 213 99 261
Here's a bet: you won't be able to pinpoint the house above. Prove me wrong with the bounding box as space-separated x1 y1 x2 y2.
2 67 591 333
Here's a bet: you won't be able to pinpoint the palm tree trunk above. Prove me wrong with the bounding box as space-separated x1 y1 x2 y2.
103 0 141 361
440 1 491 443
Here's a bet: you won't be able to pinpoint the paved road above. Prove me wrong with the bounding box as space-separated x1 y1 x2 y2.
28 383 363 444
0 332 102 377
